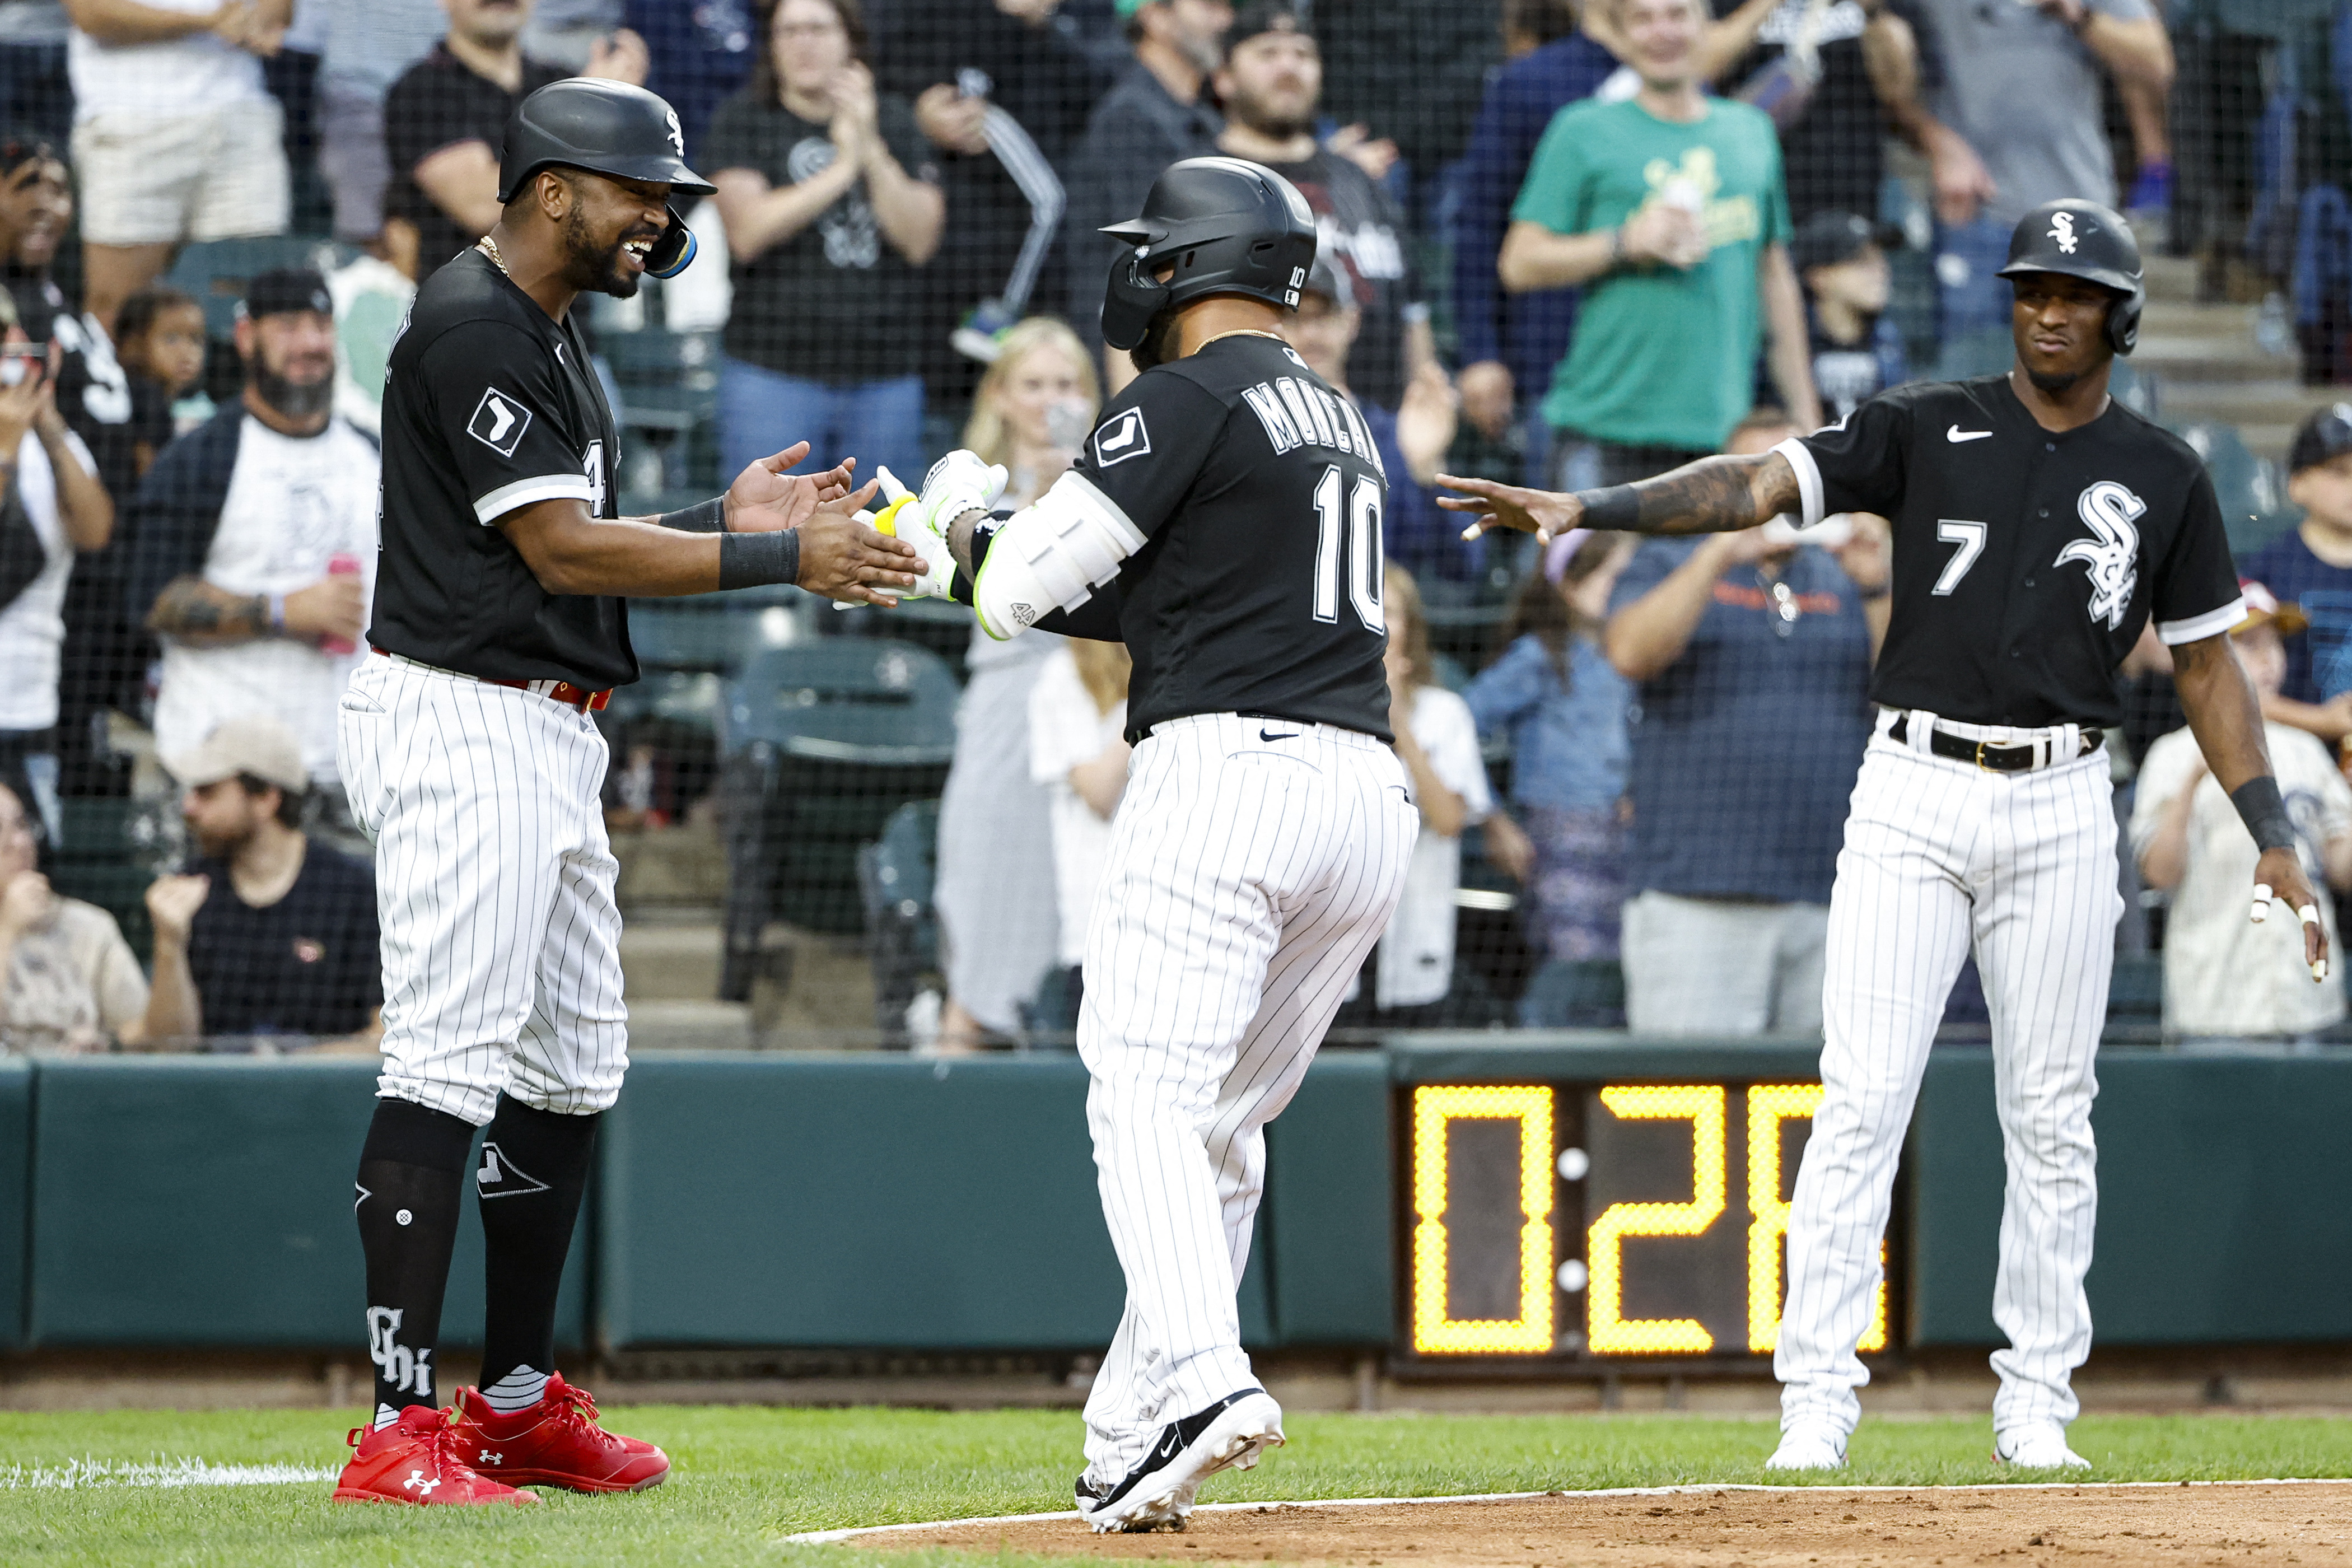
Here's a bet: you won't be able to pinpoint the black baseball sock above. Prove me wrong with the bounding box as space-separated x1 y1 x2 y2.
474 1094 600 1413
354 1098 476 1427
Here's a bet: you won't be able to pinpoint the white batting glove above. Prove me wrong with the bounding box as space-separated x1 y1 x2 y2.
912 450 1007 586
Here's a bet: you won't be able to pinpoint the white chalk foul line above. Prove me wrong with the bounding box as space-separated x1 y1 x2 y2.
0 1458 340 1490
782 1477 2352 1544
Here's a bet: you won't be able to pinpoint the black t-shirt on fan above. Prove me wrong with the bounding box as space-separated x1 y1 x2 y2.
186 843 382 1038
1781 375 2243 729
1032 334 1394 743
371 248 635 690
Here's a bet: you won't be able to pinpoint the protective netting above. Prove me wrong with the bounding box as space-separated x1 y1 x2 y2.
0 0 2339 1052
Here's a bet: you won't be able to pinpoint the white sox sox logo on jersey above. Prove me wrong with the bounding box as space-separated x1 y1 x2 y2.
2056 479 2145 631
466 388 533 458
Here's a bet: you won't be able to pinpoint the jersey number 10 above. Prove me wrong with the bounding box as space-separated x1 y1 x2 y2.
1312 464 1385 631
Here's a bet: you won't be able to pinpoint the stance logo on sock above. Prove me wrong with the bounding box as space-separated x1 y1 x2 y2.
354 1182 371 1212
367 1306 433 1398
475 1142 550 1200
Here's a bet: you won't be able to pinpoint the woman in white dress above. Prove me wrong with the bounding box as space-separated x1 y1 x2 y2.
930 318 1099 1050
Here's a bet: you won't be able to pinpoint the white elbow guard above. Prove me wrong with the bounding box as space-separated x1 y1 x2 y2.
973 470 1145 640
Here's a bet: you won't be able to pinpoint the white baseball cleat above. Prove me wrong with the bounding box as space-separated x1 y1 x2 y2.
1763 1421 1849 1472
1074 1388 1286 1534
1994 1423 2089 1470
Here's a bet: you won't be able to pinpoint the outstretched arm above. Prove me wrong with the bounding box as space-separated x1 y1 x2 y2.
1436 450 1802 542
2172 631 2331 980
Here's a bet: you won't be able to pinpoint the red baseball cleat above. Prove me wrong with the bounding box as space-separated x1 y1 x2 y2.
331 1404 539 1505
451 1373 670 1493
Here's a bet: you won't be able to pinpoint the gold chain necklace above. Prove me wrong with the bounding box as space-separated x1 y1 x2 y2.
1199 328 1288 348
475 235 509 276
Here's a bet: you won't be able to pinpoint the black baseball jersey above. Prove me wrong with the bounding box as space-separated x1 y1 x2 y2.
1033 333 1392 743
369 248 635 690
1780 375 2242 728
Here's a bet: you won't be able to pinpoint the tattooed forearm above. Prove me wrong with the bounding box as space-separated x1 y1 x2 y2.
146 576 267 642
1630 452 1802 536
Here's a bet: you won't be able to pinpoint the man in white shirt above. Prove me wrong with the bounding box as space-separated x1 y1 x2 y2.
2132 581 2352 1043
59 0 293 332
122 268 377 799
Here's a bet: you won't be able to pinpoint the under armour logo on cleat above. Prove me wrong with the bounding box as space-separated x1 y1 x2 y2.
402 1469 438 1496
478 1449 502 1465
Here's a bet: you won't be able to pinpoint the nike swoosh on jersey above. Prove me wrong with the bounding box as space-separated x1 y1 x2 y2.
1259 729 1298 741
1946 426 1993 442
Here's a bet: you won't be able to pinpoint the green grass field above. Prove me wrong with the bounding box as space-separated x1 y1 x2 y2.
6 1406 2351 1567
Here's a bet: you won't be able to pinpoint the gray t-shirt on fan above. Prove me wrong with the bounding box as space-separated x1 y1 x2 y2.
1916 0 2154 227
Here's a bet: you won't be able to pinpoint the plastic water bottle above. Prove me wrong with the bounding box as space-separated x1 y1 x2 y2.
320 552 361 656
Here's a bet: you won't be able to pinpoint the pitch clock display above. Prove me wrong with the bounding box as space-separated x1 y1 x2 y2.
1404 1083 1890 1361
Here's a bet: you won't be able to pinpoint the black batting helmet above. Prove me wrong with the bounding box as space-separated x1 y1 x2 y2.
1098 157 1318 352
1995 197 2144 355
497 78 715 278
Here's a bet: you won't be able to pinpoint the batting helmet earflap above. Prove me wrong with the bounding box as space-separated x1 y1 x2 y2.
1098 157 1319 352
497 78 715 278
1995 198 2144 356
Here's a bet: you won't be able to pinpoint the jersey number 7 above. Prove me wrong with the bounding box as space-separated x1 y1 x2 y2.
1312 465 1385 631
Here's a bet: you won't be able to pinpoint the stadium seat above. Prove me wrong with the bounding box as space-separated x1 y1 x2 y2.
2167 420 2293 552
856 799 942 1047
715 639 959 998
46 796 172 964
164 236 346 338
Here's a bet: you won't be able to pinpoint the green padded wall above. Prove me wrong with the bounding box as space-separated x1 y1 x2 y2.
0 1058 29 1349
29 1058 586 1348
1262 1051 1391 1344
598 1054 1273 1350
1909 1051 2352 1346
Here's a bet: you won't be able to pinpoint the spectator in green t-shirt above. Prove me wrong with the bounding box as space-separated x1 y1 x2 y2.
1500 0 1819 491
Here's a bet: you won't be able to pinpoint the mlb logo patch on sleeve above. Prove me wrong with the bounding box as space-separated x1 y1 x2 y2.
1092 406 1152 468
467 388 534 457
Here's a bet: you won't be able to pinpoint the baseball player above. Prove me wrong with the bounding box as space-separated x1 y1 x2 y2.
889 156 1417 1532
1441 198 2328 1471
330 78 918 1507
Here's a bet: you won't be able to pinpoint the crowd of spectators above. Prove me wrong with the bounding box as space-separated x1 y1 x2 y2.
3 0 2339 1054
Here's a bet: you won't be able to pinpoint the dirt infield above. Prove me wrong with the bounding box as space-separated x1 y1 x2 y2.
843 1482 2352 1566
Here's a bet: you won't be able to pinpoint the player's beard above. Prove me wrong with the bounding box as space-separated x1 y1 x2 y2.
1128 309 1182 372
566 204 647 300
2024 365 2084 395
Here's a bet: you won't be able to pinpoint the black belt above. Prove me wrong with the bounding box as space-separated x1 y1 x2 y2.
1887 713 2102 773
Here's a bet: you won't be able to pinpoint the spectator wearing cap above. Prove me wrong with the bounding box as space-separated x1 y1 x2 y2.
382 0 649 281
0 775 190 1051
1212 4 1431 410
1279 252 1473 589
58 0 293 333
120 269 379 802
143 713 382 1048
1789 209 1907 424
0 284 111 844
1062 0 1230 391
2242 405 2352 747
2132 584 2352 1045
1602 408 1888 1036
1502 0 1819 494
1460 531 1635 1020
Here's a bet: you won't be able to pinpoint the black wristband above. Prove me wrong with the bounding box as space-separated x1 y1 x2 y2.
718 528 800 591
2230 775 2297 853
660 497 727 533
1575 484 1640 530
948 510 1013 607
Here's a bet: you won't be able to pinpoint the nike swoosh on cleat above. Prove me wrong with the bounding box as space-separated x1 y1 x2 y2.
1946 426 1993 442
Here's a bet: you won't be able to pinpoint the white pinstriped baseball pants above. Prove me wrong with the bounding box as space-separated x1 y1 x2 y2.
1079 714 1416 1481
1778 711 2120 1438
337 654 627 1127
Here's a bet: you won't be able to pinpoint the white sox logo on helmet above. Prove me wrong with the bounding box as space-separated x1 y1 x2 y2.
665 108 684 157
2057 479 2144 631
2048 211 2079 254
